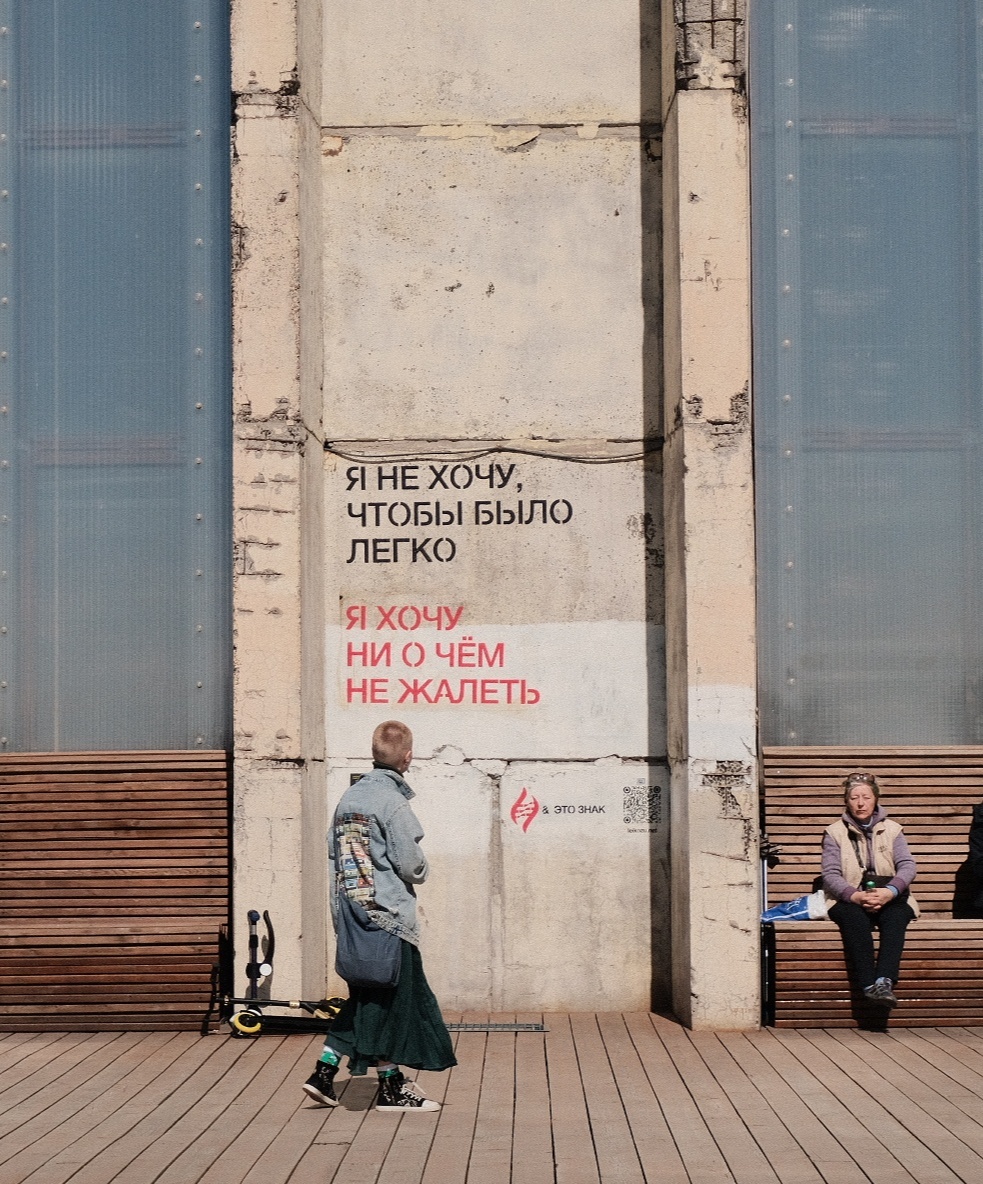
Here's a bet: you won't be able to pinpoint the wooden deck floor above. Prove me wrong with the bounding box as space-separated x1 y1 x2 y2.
3 1014 983 1183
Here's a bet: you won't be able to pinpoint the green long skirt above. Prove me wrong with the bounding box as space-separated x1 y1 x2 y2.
328 940 457 1076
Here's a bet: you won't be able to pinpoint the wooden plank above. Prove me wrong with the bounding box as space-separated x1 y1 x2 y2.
418 1014 487 1184
892 1028 983 1098
459 1012 517 1184
10 1034 242 1184
622 1013 734 1182
594 1012 688 1184
278 1065 377 1184
376 1054 458 1184
53 1034 257 1183
569 1013 646 1184
0 1033 188 1180
191 1041 338 1184
509 1012 555 1184
651 1016 779 1184
543 1014 601 1184
829 1032 983 1131
715 1031 869 1184
802 1029 983 1177
0 1034 130 1136
773 1030 960 1182
685 1029 824 1184
747 1029 919 1183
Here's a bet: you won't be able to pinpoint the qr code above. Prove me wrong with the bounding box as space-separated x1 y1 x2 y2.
623 785 662 827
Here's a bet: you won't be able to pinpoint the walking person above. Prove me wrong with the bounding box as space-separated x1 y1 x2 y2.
302 720 456 1110
822 770 918 1008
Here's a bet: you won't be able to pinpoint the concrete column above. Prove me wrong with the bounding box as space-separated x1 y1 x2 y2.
230 0 308 996
662 5 760 1028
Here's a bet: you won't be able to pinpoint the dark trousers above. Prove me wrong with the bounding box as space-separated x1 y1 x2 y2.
828 895 915 987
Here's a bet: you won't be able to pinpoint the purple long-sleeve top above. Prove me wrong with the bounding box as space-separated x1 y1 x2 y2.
821 805 917 903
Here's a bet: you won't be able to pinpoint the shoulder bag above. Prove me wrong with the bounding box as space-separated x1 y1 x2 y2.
333 830 402 989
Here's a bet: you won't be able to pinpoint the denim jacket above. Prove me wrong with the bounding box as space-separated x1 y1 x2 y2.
329 764 428 945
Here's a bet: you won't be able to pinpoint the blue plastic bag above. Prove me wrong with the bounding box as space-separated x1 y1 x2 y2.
761 890 827 922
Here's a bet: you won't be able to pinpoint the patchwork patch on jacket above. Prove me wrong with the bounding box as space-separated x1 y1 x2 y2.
335 813 376 906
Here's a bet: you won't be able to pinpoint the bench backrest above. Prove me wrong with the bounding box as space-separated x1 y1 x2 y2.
762 747 983 917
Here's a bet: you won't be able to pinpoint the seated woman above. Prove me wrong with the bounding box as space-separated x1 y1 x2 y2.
822 770 918 1008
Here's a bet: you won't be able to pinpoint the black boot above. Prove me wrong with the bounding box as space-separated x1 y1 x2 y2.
375 1069 440 1112
302 1060 340 1106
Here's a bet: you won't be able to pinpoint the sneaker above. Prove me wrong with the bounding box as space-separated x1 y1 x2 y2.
302 1060 340 1106
863 977 898 1008
375 1070 440 1112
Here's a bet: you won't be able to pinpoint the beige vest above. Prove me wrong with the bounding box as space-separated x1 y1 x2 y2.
824 816 919 918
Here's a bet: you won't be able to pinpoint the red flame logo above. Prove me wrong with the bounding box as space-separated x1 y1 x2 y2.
510 787 540 833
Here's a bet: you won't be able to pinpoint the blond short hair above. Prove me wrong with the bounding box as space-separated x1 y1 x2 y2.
372 720 413 767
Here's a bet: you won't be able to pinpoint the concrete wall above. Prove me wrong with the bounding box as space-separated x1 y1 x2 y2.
230 0 759 1023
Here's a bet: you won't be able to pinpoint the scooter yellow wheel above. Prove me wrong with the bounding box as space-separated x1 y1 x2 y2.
230 1010 263 1036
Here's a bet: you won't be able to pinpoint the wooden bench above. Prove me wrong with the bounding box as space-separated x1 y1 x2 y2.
0 751 230 1031
762 747 983 1027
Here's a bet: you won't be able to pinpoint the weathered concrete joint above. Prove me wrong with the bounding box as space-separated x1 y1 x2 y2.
673 0 745 92
702 759 756 860
235 88 300 118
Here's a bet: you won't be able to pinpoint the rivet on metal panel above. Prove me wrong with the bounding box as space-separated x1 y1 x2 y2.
782 394 792 402
195 457 202 464
194 20 202 29
0 682 6 688
195 736 204 745
781 339 791 349
195 130 202 138
194 292 203 302
0 81 8 90
195 570 203 577
195 513 203 521
1 406 8 414
0 244 8 252
0 352 8 359
194 182 202 191
786 560 794 569
0 626 7 633
1 297 9 304
1 460 8 468
195 402 203 410
194 348 203 356
0 192 8 199
786 621 794 630
193 74 203 83
785 505 793 513
196 625 203 632
785 173 795 182
195 238 203 247
196 681 203 688
1 738 7 746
